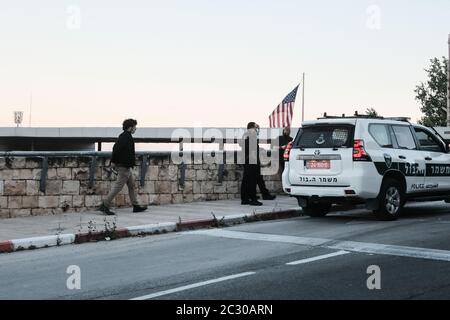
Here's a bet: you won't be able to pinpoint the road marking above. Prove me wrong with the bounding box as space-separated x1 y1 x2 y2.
191 229 450 262
286 251 350 265
129 272 256 300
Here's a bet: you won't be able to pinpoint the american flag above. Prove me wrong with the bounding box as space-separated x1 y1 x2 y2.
269 85 299 128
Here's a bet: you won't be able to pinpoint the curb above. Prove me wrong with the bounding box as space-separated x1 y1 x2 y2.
0 209 302 254
0 241 13 253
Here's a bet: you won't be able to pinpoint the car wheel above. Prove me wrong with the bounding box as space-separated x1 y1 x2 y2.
374 178 404 221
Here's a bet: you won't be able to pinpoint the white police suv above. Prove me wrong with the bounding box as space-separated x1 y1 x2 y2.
282 114 450 220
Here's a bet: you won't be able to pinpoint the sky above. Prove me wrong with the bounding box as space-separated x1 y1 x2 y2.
0 0 449 128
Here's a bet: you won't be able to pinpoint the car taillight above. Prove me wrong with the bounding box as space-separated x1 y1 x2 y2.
353 139 371 161
283 142 293 161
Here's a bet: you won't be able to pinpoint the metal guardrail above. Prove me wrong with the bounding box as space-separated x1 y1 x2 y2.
0 150 274 193
0 151 171 157
0 151 172 193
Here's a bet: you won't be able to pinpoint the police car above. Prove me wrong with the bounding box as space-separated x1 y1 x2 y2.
282 113 450 220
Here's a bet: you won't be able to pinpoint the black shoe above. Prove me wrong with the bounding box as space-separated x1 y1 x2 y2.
133 205 148 213
98 204 115 216
249 200 263 206
262 194 276 200
241 200 251 205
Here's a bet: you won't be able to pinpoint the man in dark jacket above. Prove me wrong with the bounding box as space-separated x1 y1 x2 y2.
278 126 293 174
240 122 262 206
240 122 276 205
254 123 276 201
99 119 147 215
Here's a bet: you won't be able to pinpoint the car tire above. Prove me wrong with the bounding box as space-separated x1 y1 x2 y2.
300 201 331 218
374 178 404 221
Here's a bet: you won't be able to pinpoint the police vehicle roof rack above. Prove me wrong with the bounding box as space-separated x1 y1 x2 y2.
317 112 410 122
383 117 411 122
318 111 383 120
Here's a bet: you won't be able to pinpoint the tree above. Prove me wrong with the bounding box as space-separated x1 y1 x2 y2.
415 57 449 127
365 108 380 117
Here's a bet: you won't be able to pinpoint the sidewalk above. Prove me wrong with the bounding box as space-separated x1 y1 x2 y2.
0 196 301 253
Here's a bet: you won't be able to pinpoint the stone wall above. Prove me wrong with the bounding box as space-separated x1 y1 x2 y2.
0 155 282 219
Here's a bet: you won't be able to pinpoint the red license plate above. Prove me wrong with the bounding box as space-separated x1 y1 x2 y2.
306 160 330 169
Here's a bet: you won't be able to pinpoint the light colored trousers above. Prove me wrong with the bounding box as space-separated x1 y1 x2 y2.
103 166 138 208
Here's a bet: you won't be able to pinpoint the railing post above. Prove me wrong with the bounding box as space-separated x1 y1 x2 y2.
140 155 149 187
39 156 48 193
179 162 186 187
178 141 186 187
218 140 225 183
88 156 97 189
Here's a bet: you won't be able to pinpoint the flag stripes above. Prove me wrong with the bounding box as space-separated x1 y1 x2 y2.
268 85 299 128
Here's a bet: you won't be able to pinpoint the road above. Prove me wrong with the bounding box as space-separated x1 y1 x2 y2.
1 201 450 300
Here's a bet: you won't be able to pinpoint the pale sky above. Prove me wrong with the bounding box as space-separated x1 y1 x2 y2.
0 0 449 128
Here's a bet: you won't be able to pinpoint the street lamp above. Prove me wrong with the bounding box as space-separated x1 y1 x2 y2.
14 111 24 128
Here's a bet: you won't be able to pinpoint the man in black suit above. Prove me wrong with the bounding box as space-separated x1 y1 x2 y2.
241 122 262 206
254 124 276 200
241 122 276 206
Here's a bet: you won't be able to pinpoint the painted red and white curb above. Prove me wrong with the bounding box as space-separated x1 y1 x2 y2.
0 209 301 254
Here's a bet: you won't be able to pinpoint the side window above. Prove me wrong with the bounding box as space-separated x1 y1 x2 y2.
392 125 416 150
414 128 444 152
369 124 392 147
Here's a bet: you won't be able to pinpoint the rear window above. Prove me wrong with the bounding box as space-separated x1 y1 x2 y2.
294 125 354 148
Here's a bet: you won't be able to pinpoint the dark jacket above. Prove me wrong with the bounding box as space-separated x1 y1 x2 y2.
278 134 293 160
111 131 136 168
241 130 260 165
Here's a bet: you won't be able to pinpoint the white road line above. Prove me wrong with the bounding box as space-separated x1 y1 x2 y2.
286 251 350 265
191 229 450 262
129 272 256 300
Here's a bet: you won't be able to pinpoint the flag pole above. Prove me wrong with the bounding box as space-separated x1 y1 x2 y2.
301 72 305 122
447 34 450 127
29 92 32 127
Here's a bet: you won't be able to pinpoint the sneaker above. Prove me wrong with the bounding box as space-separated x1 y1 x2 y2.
262 194 276 200
98 204 115 216
241 200 251 205
249 200 263 206
133 205 148 213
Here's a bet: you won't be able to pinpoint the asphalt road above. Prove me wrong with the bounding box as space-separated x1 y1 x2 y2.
2 201 450 300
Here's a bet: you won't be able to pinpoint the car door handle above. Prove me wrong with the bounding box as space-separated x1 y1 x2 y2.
425 157 432 161
399 155 406 160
